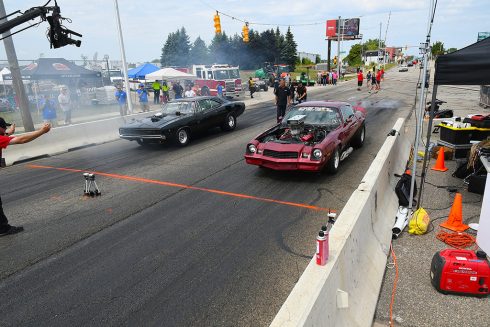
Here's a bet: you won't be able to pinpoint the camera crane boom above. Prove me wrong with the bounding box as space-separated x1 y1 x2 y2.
0 1 81 49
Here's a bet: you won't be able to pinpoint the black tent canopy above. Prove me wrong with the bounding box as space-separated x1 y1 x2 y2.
418 37 490 206
6 58 101 80
434 36 490 86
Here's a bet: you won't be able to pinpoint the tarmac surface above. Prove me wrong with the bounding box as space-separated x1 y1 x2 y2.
374 68 490 326
0 76 412 326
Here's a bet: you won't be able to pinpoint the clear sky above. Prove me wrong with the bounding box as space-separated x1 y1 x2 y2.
0 0 488 64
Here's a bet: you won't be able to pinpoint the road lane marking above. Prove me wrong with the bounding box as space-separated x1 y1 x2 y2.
27 164 334 212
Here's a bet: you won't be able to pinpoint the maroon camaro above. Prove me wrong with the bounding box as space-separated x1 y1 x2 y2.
244 101 366 173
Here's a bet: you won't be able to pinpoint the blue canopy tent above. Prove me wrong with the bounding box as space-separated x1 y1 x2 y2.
127 63 159 79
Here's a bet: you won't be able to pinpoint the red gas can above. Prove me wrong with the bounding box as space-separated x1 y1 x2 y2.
430 249 490 297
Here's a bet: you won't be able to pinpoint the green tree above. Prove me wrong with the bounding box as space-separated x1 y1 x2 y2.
160 27 191 67
275 27 285 62
363 39 385 50
189 36 209 64
280 27 297 69
345 43 363 66
431 41 445 56
315 54 321 64
209 32 231 64
446 47 457 54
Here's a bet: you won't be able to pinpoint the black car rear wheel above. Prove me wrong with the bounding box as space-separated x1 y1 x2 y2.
175 128 190 146
221 113 236 131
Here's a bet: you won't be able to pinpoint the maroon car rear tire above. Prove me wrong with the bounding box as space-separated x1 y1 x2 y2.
351 123 365 148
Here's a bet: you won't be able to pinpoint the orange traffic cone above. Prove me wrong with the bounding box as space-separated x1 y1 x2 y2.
440 193 469 232
431 148 448 172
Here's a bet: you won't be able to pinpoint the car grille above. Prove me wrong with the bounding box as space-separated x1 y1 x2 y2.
119 128 161 136
263 149 299 159
225 81 235 92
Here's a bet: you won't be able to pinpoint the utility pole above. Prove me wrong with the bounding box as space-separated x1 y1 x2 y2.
383 11 391 66
378 22 382 68
0 0 34 131
113 0 133 114
337 16 341 79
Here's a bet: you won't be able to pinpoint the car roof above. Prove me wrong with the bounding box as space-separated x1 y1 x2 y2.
295 101 348 109
170 96 219 103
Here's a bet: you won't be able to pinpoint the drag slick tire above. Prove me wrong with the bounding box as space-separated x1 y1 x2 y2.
221 113 236 131
175 128 190 146
351 123 365 148
326 147 340 174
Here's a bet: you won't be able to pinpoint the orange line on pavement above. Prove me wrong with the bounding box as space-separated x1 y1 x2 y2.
27 164 334 212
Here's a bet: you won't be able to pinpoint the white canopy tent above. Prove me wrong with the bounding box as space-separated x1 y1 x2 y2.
0 67 31 85
145 67 197 81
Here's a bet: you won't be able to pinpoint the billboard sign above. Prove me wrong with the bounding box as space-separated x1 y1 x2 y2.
478 32 490 42
326 18 360 38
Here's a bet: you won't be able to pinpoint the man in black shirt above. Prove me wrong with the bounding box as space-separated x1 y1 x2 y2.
274 79 291 123
296 82 307 103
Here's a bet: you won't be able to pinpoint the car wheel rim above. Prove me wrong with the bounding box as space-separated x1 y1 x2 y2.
178 130 187 144
361 128 365 142
334 151 339 169
228 116 235 128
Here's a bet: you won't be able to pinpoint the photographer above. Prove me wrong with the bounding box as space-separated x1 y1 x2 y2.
0 119 51 236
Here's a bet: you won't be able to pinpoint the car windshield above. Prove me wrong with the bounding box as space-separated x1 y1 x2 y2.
214 70 229 80
163 101 195 115
283 106 342 129
229 69 239 79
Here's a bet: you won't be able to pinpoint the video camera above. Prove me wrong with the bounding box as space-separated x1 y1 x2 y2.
46 6 82 49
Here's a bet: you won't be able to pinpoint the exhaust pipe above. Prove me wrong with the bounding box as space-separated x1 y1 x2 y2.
340 147 353 161
392 206 409 239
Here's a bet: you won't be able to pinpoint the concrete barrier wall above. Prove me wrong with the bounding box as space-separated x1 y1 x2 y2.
270 118 410 327
3 111 156 166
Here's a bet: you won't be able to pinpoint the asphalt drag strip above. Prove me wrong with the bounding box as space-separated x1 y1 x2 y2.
0 75 416 326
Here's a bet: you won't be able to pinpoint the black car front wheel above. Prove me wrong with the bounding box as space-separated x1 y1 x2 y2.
221 113 236 131
175 128 190 146
136 139 152 146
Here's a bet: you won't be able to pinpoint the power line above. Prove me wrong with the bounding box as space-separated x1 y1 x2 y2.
198 0 323 27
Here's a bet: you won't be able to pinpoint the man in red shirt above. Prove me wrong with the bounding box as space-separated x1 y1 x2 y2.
357 70 364 91
0 118 51 236
376 69 382 90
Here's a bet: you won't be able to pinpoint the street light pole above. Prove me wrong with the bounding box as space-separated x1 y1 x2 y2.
113 0 133 114
337 16 341 79
0 0 34 131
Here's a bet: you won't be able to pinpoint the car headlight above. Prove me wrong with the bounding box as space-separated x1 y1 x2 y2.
312 149 322 159
248 144 257 154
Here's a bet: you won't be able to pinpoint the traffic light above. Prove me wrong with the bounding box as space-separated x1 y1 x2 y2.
214 12 221 34
242 23 249 43
333 56 337 65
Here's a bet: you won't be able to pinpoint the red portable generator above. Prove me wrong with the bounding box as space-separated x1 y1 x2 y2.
430 249 489 297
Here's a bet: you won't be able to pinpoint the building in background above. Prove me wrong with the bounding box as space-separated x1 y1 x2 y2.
297 52 320 63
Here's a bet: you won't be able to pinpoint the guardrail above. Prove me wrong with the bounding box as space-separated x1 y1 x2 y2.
3 111 156 166
270 118 409 327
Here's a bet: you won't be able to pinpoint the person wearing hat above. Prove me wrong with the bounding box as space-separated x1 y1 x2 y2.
115 85 128 116
137 83 149 112
58 86 72 125
0 119 51 236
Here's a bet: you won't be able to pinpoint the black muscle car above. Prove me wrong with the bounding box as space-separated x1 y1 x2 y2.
119 96 245 146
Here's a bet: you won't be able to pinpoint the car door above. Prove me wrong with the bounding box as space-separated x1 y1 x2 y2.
195 99 215 131
340 105 357 144
207 98 227 127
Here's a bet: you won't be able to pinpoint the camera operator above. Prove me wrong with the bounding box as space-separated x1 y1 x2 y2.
0 119 51 236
